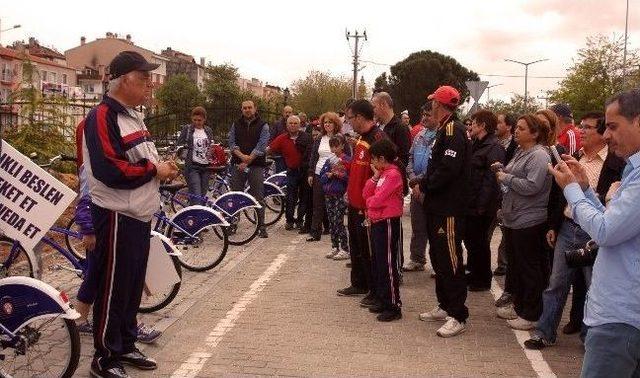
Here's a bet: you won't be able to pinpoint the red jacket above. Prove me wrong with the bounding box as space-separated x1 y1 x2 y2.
363 164 404 222
269 133 303 169
346 126 386 209
557 124 581 156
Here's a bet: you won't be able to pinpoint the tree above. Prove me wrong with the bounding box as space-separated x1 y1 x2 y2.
482 94 542 116
549 34 640 120
203 63 242 106
374 50 479 123
4 60 75 160
357 76 369 100
289 71 352 116
155 74 204 115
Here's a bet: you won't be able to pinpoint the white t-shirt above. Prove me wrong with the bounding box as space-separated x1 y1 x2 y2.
314 135 332 174
192 128 211 165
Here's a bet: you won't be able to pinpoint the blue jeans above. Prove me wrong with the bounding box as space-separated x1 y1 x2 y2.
581 323 640 378
186 167 211 205
535 220 592 343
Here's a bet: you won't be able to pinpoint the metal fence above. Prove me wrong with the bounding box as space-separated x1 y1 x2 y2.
0 101 281 149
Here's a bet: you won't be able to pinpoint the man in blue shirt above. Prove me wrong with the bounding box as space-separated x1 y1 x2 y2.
549 88 640 378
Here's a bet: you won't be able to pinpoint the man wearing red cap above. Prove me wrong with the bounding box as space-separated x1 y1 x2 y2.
412 85 471 338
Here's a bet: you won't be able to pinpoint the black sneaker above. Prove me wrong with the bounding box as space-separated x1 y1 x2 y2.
298 226 310 234
495 292 513 307
120 348 157 370
493 266 507 276
368 303 385 313
377 310 402 322
359 293 378 308
524 335 554 350
258 228 269 238
337 286 368 297
285 223 295 230
91 358 129 378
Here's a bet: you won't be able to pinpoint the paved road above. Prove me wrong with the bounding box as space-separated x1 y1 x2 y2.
43 208 584 377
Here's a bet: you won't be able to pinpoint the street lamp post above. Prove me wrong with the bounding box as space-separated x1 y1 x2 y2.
504 58 548 112
622 0 630 88
0 20 22 46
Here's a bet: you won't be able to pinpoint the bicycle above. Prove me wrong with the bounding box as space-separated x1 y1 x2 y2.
0 276 81 377
161 184 265 246
0 226 183 313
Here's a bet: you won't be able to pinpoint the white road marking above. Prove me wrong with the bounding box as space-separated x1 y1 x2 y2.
490 279 557 378
171 252 289 378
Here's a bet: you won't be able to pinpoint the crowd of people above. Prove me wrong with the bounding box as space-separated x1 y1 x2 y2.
75 50 639 378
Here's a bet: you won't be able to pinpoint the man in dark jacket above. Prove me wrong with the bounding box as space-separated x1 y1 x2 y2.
525 112 624 350
413 85 471 338
372 92 411 171
464 110 505 291
228 100 271 238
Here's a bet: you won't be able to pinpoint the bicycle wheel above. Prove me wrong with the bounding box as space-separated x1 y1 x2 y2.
0 237 34 278
263 195 285 226
138 254 182 313
64 217 86 260
207 179 229 199
215 208 259 246
167 225 229 272
0 317 80 377
170 187 191 213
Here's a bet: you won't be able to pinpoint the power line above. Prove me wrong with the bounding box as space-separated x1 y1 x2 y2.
360 60 392 67
479 73 566 79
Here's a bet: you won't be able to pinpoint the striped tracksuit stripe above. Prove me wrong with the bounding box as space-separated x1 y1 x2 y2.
91 204 151 365
370 217 402 310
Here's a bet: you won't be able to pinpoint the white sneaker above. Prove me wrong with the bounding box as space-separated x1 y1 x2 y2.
325 248 339 259
419 306 448 322
437 317 467 338
507 317 536 330
332 250 350 260
496 304 518 320
402 260 425 271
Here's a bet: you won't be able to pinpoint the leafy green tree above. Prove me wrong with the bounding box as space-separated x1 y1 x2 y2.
290 71 352 116
5 60 75 161
374 50 479 123
155 73 204 115
482 94 542 116
357 76 369 100
549 34 640 120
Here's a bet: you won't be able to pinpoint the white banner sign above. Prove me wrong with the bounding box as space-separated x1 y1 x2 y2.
0 141 76 251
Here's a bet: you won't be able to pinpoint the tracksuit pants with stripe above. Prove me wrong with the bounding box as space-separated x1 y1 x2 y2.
370 217 402 311
91 204 151 365
426 214 469 323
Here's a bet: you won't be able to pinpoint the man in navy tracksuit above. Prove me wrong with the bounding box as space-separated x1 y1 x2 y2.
83 51 178 378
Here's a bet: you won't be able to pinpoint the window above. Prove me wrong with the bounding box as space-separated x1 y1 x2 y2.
50 72 57 83
62 74 67 84
41 71 47 82
0 88 10 102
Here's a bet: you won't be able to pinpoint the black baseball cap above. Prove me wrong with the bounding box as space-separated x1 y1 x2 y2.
550 103 573 119
108 51 159 79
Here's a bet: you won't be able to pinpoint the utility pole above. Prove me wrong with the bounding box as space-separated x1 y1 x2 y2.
504 58 548 111
346 29 367 99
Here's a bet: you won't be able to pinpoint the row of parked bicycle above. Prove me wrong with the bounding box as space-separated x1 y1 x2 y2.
0 148 287 377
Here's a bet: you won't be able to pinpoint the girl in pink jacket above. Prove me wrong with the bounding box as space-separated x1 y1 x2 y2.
362 138 406 322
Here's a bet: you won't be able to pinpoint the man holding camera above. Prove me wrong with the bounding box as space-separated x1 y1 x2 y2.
549 89 640 377
526 112 624 350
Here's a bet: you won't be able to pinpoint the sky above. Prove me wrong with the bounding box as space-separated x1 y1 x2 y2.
2 0 638 107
